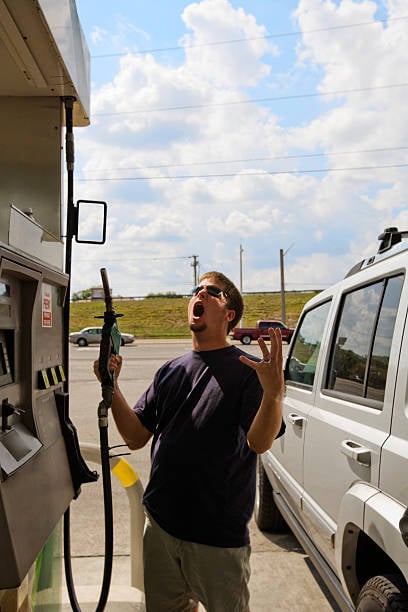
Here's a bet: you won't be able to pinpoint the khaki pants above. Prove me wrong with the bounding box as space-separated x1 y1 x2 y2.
143 512 251 612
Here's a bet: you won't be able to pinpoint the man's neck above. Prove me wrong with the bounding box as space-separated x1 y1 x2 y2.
191 333 230 352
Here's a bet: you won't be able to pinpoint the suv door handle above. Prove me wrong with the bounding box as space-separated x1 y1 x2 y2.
341 440 371 466
288 413 305 427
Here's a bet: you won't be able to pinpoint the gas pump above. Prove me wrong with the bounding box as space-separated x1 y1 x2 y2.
0 244 76 589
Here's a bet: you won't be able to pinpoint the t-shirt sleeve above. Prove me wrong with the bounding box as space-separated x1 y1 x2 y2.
132 357 188 435
132 366 165 433
133 362 174 434
132 385 156 433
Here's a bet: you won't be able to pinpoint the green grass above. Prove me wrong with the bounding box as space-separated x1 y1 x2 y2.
69 291 319 339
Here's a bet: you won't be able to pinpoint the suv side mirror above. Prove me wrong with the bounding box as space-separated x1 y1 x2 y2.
74 200 107 244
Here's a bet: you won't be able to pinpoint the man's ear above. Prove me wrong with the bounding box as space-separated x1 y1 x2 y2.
227 309 236 323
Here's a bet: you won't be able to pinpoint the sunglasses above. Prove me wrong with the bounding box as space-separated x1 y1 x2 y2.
192 284 226 298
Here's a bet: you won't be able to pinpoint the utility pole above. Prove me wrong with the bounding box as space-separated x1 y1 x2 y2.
190 255 199 287
239 244 243 294
239 244 244 327
280 243 294 325
279 248 286 325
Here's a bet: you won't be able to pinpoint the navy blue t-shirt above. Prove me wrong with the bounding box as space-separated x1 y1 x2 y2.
133 345 264 547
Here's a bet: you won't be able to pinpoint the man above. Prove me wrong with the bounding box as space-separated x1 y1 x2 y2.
94 271 284 611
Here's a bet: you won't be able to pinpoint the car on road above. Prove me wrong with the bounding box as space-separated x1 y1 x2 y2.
69 326 134 347
231 319 295 344
256 227 408 611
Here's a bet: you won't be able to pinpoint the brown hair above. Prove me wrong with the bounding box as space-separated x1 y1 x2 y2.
199 271 243 333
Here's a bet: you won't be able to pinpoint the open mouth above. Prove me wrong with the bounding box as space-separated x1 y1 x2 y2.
193 302 204 317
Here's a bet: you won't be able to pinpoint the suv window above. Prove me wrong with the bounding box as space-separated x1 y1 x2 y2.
325 274 403 406
287 300 331 387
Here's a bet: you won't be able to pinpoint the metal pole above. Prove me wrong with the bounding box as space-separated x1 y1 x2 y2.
191 255 199 287
239 244 243 327
239 244 243 293
280 248 286 325
63 96 76 393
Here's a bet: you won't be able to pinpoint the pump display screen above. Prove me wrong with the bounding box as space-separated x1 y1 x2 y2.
0 332 13 386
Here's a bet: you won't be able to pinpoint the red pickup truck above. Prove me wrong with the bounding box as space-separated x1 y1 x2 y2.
230 320 295 345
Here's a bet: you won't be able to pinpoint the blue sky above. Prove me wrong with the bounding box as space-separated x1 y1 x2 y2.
71 0 408 297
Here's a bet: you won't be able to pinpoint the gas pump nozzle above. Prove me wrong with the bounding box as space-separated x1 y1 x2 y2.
96 268 123 427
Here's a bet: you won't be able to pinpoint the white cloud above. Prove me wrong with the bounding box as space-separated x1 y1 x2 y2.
181 0 277 87
119 214 190 241
71 0 408 297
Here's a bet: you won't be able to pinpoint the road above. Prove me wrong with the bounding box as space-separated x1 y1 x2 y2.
67 340 339 611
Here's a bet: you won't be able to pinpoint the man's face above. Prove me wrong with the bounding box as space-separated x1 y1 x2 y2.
188 278 233 336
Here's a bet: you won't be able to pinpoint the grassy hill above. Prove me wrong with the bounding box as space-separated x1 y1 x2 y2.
69 291 319 339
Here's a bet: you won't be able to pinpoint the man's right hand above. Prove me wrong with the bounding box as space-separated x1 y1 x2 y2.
93 354 123 384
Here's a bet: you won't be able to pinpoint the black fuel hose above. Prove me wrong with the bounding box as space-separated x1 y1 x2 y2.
96 425 114 612
63 508 80 612
63 422 114 612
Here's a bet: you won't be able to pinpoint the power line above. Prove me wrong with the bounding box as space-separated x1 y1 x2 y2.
80 145 408 175
91 15 408 58
77 161 408 182
73 255 193 261
93 82 408 116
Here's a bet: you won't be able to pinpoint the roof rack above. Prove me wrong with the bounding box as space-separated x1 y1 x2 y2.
345 227 408 278
378 227 408 253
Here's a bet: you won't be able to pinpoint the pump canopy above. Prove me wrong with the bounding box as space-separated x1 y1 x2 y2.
0 0 90 125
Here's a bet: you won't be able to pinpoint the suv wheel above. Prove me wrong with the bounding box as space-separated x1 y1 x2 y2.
255 458 288 532
77 338 87 347
241 335 251 345
356 574 408 611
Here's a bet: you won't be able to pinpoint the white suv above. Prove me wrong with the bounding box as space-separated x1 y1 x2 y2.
256 227 408 611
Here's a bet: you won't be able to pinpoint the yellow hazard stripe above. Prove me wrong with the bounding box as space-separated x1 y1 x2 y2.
111 458 139 488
